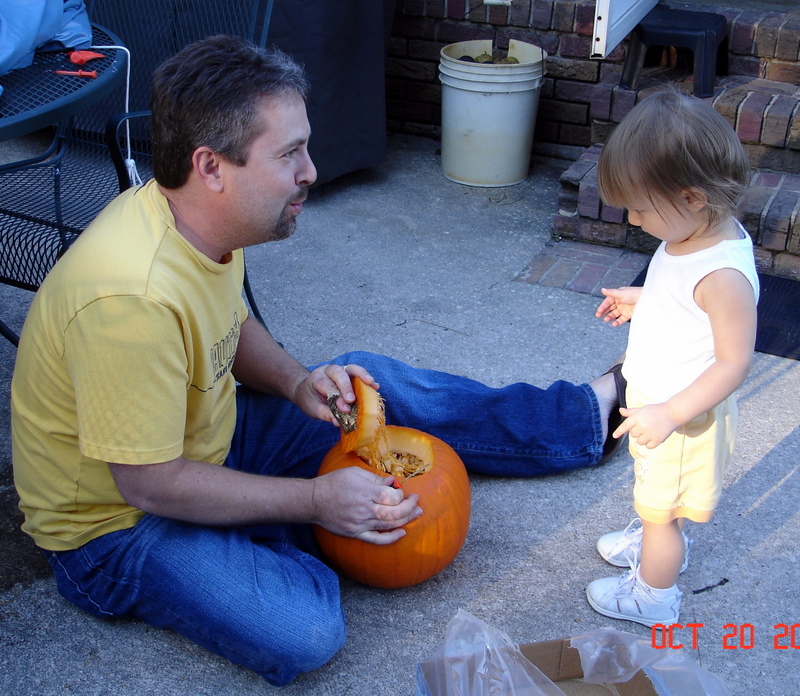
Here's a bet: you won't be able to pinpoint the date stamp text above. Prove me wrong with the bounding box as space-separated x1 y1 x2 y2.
651 623 800 650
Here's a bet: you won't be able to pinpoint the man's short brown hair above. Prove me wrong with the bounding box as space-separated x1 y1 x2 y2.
150 35 309 189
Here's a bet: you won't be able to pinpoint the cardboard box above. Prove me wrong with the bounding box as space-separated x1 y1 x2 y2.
417 635 658 696
519 638 657 696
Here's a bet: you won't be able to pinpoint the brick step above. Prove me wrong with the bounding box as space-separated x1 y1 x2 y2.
722 2 800 72
555 147 800 280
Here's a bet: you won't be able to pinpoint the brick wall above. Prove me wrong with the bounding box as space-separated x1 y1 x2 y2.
388 1 800 151
388 0 800 278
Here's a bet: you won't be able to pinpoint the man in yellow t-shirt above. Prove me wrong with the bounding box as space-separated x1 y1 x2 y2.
11 36 623 687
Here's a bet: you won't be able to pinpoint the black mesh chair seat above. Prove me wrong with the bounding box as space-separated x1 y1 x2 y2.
0 124 124 292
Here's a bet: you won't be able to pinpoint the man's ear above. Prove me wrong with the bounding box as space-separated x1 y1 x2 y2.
191 147 224 192
681 187 708 212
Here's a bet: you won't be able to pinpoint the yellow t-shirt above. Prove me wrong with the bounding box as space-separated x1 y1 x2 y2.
11 180 247 551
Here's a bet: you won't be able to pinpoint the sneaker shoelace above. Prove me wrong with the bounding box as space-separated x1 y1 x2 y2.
612 568 640 600
612 519 644 562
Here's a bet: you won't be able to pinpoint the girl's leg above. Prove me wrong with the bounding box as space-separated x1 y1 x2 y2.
597 516 691 571
639 518 685 589
587 517 684 627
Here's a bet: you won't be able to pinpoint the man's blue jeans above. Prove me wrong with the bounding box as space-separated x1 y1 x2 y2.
46 351 604 685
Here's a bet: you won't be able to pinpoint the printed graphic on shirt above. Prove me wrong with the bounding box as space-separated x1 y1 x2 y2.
191 312 241 392
634 451 649 486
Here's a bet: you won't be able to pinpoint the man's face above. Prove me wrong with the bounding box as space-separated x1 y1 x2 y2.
223 95 316 247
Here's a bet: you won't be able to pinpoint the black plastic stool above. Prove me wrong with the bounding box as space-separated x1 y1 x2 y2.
619 5 729 98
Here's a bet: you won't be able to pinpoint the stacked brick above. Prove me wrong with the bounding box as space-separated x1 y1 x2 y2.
556 145 800 279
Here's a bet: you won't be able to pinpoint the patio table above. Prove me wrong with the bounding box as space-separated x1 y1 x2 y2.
0 24 126 142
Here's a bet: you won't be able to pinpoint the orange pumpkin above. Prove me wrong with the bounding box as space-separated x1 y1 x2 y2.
315 379 471 589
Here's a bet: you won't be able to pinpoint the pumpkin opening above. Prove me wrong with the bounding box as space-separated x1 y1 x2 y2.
329 376 434 482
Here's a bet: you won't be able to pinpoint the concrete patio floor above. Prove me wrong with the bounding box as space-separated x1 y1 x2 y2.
0 134 798 695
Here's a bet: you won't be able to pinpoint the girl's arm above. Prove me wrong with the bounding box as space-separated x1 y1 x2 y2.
671 267 757 420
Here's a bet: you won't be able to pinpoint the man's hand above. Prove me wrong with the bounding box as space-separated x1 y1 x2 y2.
614 403 680 449
596 286 642 327
311 467 422 545
232 318 382 425
293 363 380 425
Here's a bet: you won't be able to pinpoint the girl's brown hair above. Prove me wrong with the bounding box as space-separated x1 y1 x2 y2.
597 88 750 225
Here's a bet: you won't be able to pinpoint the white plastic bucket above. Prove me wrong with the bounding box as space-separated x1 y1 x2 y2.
439 39 547 187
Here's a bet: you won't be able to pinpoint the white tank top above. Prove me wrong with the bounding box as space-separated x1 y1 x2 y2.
622 222 760 403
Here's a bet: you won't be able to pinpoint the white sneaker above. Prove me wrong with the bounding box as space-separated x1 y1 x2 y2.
597 518 692 573
586 568 682 627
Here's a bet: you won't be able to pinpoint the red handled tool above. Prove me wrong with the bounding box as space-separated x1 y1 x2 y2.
55 70 98 78
68 50 105 65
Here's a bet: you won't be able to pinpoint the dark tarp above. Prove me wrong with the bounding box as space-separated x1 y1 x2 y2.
84 0 395 186
267 0 396 186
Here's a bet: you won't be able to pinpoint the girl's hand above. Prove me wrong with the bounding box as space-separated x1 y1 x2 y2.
595 286 642 327
614 403 679 449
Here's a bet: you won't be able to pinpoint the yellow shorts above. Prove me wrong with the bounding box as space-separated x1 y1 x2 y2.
627 386 737 524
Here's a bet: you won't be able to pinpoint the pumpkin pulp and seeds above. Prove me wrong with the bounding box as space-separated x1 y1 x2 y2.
327 390 431 482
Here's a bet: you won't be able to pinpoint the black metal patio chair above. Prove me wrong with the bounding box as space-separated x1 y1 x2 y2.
0 0 274 345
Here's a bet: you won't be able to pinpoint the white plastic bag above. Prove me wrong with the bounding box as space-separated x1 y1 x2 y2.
417 611 731 696
416 609 567 696
571 627 730 695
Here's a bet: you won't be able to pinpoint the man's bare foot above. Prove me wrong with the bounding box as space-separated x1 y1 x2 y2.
590 371 617 443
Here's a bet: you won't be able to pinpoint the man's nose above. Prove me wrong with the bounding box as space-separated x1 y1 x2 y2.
298 152 317 187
